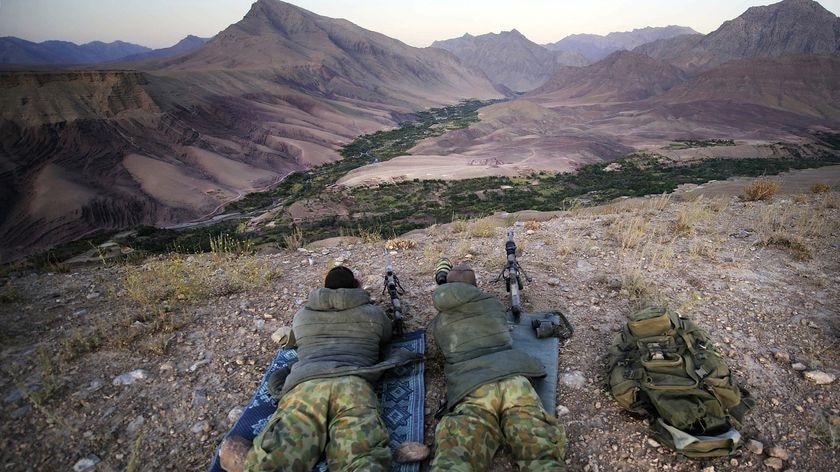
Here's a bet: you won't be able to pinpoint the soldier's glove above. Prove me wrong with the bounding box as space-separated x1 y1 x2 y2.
267 365 291 398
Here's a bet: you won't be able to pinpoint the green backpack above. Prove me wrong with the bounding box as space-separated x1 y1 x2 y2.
607 306 755 458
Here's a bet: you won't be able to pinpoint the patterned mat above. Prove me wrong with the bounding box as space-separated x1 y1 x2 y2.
208 330 425 472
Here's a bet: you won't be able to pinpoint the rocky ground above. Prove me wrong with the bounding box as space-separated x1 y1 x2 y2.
1 185 838 472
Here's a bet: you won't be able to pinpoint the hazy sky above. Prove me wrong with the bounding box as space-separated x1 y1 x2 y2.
1 0 839 49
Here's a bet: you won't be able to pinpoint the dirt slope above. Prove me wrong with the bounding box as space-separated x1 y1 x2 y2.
1 182 838 471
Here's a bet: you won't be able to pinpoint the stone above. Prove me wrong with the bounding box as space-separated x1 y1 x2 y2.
559 371 586 389
192 388 209 408
763 457 784 470
772 351 790 363
394 442 430 463
86 379 104 392
159 362 175 373
189 359 211 372
647 438 661 448
112 369 148 386
219 435 252 472
127 415 145 436
767 446 790 460
227 406 245 425
191 420 210 434
547 278 561 286
10 405 31 420
745 439 763 455
73 455 101 472
85 292 100 300
804 370 836 385
791 363 807 371
701 467 715 472
556 405 571 417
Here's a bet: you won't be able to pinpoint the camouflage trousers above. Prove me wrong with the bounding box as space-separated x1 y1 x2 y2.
430 375 566 472
244 375 392 472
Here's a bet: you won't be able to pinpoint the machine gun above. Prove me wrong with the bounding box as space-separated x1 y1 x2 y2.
496 228 531 323
383 248 406 336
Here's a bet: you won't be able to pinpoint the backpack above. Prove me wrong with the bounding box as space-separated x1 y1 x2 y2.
607 306 755 458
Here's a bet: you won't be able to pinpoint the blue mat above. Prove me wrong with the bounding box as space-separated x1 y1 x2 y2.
509 312 561 415
208 330 425 472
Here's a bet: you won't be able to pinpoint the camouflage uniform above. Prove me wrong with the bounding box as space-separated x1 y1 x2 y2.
244 287 421 472
244 375 391 472
430 375 566 471
430 281 567 471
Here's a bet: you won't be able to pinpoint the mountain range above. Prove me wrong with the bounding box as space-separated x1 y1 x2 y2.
635 0 840 72
432 30 589 92
545 25 698 61
0 35 210 66
1 0 839 262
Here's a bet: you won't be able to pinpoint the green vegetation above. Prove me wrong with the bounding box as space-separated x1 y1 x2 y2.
666 139 735 149
227 99 498 213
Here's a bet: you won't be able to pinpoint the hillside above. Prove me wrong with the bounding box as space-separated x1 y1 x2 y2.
528 50 687 104
635 0 840 72
545 25 698 61
432 30 589 92
1 178 837 471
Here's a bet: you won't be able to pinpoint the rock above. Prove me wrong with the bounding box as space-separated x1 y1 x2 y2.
606 277 622 290
647 438 661 448
547 278 560 286
219 435 252 472
112 369 148 386
159 362 175 373
767 446 790 460
772 351 790 363
763 457 784 470
73 455 101 472
189 359 211 372
227 406 245 425
10 404 31 420
127 415 145 436
394 442 430 463
701 466 715 472
745 439 763 454
804 370 836 385
86 379 104 392
85 292 100 300
556 405 571 417
192 388 208 408
559 371 586 389
4 388 22 404
791 363 807 371
191 420 210 434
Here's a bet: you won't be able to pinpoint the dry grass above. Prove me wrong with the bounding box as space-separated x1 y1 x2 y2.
794 193 808 204
386 238 417 250
824 193 839 209
763 233 812 261
61 326 105 362
742 178 779 201
810 183 832 194
122 254 279 308
609 216 649 250
468 218 497 238
671 198 712 235
450 218 468 234
282 227 304 250
620 268 666 309
524 220 542 231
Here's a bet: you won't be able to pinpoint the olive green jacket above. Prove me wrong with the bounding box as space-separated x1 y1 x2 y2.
281 287 421 396
432 282 546 408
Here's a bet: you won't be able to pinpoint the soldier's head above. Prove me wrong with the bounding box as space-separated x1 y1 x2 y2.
325 266 359 289
446 263 477 286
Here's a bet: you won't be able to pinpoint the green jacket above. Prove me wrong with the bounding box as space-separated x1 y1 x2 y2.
432 282 546 408
281 287 421 395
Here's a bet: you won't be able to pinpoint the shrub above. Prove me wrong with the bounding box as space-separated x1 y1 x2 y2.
524 220 542 231
468 218 496 238
742 178 779 201
810 182 831 194
386 238 416 250
763 233 812 261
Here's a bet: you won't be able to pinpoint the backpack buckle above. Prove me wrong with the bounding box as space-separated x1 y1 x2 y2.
647 342 665 360
695 366 709 378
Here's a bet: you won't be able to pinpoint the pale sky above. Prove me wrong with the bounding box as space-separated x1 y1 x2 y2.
1 0 839 49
